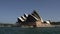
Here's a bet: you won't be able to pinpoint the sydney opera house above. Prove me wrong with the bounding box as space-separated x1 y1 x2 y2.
0 10 60 27
16 10 60 28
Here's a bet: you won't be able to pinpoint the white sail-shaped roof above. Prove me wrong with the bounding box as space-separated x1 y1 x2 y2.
18 17 25 22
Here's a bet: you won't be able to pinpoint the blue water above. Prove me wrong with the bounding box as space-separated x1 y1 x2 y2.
0 27 60 34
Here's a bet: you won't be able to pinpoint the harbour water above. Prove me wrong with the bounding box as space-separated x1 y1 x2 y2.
0 27 60 34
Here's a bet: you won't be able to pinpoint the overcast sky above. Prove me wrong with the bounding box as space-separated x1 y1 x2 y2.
0 0 60 23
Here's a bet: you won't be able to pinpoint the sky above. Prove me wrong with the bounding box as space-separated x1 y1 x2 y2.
0 0 60 24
